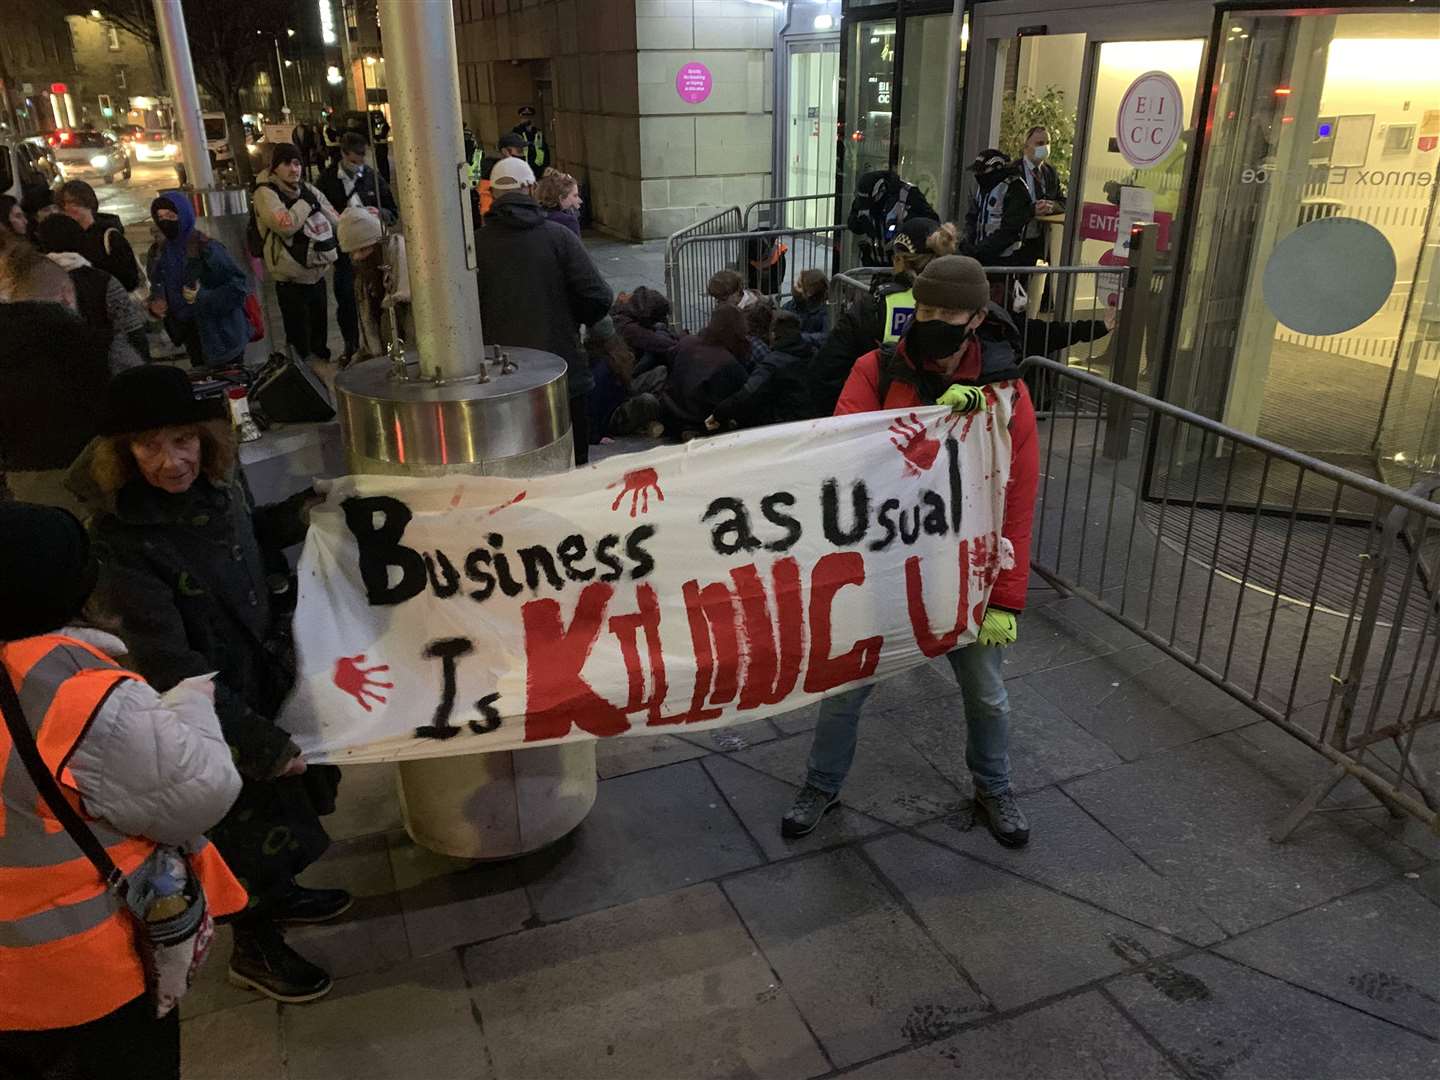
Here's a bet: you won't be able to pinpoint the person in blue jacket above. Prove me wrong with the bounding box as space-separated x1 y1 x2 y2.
147 192 249 370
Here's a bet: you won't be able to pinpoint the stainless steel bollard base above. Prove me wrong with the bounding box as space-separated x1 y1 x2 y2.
335 350 596 859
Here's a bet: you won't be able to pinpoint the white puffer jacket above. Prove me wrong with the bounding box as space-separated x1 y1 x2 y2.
59 628 241 845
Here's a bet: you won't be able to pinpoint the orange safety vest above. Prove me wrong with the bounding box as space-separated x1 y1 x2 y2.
478 176 495 218
0 634 247 1031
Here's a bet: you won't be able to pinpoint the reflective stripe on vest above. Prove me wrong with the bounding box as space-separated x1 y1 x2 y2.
883 289 916 344
0 636 247 1029
978 177 1024 259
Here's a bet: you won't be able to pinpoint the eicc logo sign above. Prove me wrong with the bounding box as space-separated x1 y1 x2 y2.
1116 70 1184 169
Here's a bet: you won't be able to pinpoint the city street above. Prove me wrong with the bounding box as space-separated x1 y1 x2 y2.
87 158 178 227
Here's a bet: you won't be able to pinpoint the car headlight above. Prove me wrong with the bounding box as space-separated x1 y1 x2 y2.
165 143 177 155
90 155 109 168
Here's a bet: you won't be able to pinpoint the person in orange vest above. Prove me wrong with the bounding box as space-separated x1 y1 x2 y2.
0 503 247 1080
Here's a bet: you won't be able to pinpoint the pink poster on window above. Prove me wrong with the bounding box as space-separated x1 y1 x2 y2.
676 62 713 105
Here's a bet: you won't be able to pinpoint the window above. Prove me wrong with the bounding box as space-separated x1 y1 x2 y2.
107 25 121 51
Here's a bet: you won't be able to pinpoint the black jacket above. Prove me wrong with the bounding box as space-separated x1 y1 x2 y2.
317 161 398 223
88 476 332 898
1018 159 1066 209
80 211 140 292
714 325 813 427
614 287 680 370
807 272 913 417
474 194 613 397
963 169 1035 267
659 335 748 433
0 302 111 471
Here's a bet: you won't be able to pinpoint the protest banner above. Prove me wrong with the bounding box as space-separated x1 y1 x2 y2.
282 395 1019 764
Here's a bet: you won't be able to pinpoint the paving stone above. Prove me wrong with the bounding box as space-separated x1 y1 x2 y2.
842 992 1179 1080
723 848 985 1067
864 658 967 715
865 832 1179 1011
921 787 1225 946
463 884 828 1080
1109 950 1440 1080
594 731 710 778
1413 863 1440 907
180 999 282 1080
1025 643 1258 762
770 701 822 735
703 754 887 860
874 677 1122 799
1064 734 1423 935
388 834 533 957
677 717 782 753
1217 880 1440 1037
183 924 260 1019
519 759 764 921
284 952 489 1080
325 762 403 841
998 603 1120 680
286 832 411 980
733 728 967 827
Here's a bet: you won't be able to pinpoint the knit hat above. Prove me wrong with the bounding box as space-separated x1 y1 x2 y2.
490 157 536 192
270 142 302 170
337 205 383 254
0 504 97 641
892 217 940 257
35 212 87 255
98 364 226 437
913 255 990 314
588 315 617 341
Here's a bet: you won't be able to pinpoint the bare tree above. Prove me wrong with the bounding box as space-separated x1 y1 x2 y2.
81 0 293 185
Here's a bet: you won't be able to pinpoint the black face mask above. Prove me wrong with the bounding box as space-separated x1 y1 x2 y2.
156 219 181 240
905 319 973 365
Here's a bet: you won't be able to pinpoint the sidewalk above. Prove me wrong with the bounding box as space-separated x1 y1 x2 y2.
179 592 1439 1078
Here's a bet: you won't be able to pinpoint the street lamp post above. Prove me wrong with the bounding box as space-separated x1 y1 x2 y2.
272 34 289 114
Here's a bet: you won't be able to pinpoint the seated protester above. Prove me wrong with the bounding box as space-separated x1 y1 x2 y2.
585 316 668 441
146 193 250 371
335 206 411 367
706 268 745 311
809 218 956 417
613 286 680 376
706 309 812 432
56 179 143 294
783 268 830 345
658 304 750 439
0 252 113 516
35 214 144 373
740 291 774 370
961 148 1034 270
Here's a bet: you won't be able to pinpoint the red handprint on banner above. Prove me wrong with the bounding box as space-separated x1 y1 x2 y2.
608 467 664 517
889 413 940 476
333 654 393 712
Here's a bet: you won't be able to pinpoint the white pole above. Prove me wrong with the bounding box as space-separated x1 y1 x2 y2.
152 0 213 189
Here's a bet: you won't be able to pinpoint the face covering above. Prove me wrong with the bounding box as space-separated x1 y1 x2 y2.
156 219 181 240
905 319 973 365
1032 144 1050 162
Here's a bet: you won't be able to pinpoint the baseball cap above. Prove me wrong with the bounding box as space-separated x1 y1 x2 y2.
491 157 537 192
498 132 527 151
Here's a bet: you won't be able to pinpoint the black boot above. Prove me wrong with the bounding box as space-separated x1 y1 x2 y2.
228 919 332 1004
273 882 354 925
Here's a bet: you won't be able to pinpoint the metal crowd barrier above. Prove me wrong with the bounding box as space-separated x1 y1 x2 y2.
744 192 838 231
1023 356 1440 839
663 205 743 331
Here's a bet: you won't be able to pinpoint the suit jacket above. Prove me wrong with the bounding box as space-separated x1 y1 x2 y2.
1020 158 1066 209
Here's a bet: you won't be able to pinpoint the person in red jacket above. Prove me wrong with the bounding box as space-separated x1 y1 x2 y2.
782 255 1040 847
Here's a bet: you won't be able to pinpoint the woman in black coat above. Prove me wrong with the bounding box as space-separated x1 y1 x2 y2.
82 365 346 1005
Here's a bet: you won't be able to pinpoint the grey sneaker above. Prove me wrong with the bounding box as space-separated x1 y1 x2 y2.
973 789 1030 848
781 784 840 838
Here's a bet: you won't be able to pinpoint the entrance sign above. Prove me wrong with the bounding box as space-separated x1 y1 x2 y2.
1079 200 1173 251
1117 70 1183 168
283 402 1020 764
676 62 714 105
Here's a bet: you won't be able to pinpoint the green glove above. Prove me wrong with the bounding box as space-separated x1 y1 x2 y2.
977 609 1017 647
937 385 987 413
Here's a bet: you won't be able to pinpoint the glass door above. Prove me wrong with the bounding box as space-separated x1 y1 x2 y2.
842 16 896 266
787 41 841 231
894 11 962 211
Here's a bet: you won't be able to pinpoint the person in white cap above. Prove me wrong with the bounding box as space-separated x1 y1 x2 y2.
473 156 612 465
335 206 410 367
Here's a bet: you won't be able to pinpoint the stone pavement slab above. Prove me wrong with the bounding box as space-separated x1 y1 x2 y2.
285 833 411 981
594 731 710 778
771 701 822 736
723 848 986 1067
1063 733 1423 935
678 717 782 753
702 754 888 860
183 924 261 1019
1024 642 1259 762
325 762 403 842
920 787 1226 946
282 952 489 1080
1216 880 1440 1037
996 602 1122 681
387 835 532 957
180 1000 283 1080
1108 950 1440 1080
864 833 1180 1011
462 884 829 1080
841 992 1180 1080
518 759 763 921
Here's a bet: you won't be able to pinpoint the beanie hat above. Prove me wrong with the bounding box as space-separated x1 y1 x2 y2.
490 157 536 192
913 255 991 314
270 142 302 171
337 205 383 254
0 504 97 641
98 364 226 437
588 315 617 341
35 212 87 255
892 217 940 257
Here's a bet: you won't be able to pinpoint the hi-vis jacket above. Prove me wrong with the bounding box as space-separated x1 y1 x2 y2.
0 630 245 1031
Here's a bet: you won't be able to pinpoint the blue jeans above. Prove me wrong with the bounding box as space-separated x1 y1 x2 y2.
805 644 1012 796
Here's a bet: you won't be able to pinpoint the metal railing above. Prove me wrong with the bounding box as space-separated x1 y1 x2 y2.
663 205 744 330
744 193 838 231
1023 356 1440 838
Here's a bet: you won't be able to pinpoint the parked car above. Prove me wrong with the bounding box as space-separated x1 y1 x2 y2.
1 138 62 213
176 112 238 185
48 129 131 184
133 128 179 162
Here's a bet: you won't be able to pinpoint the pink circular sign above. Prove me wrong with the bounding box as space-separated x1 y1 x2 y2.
1116 70 1183 168
676 62 713 105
